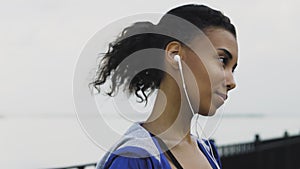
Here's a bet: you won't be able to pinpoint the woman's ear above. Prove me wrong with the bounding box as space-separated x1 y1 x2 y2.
165 41 183 69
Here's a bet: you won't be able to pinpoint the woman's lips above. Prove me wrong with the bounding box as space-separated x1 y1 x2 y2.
216 92 228 101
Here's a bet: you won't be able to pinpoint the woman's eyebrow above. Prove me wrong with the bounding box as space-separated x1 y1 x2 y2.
217 48 233 60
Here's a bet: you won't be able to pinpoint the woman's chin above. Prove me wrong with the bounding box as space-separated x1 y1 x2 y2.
197 106 217 116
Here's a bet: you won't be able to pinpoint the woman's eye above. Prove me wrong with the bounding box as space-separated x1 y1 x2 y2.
218 56 227 65
218 57 224 63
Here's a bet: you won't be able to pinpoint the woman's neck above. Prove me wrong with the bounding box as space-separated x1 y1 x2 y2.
142 76 195 145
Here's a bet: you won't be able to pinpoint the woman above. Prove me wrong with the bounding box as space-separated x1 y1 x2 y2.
92 4 238 169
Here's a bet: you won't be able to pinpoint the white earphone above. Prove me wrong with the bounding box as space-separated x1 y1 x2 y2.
173 54 181 63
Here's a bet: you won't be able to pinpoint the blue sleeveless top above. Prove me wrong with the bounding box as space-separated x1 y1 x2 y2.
96 123 222 169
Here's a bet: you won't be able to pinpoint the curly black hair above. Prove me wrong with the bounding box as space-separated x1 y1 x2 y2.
90 4 236 105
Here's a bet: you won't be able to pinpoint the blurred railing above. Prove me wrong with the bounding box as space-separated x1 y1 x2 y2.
218 131 300 169
48 162 96 169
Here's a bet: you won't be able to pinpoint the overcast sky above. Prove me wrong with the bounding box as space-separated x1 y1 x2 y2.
1 0 300 116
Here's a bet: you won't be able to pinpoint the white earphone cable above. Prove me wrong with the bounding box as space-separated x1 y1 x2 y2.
175 55 207 139
175 55 220 169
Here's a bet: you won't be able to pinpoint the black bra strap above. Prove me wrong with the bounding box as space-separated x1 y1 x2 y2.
165 149 184 169
149 132 184 169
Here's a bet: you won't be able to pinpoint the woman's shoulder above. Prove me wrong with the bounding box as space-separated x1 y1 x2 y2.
118 123 162 157
100 146 160 169
96 123 165 169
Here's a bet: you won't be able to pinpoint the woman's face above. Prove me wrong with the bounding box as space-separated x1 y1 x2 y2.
182 27 238 116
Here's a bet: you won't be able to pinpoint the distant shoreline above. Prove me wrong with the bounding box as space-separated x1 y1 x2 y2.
223 113 300 118
223 113 265 118
0 112 299 119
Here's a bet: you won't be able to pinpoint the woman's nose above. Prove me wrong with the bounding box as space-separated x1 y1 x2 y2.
225 71 236 91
